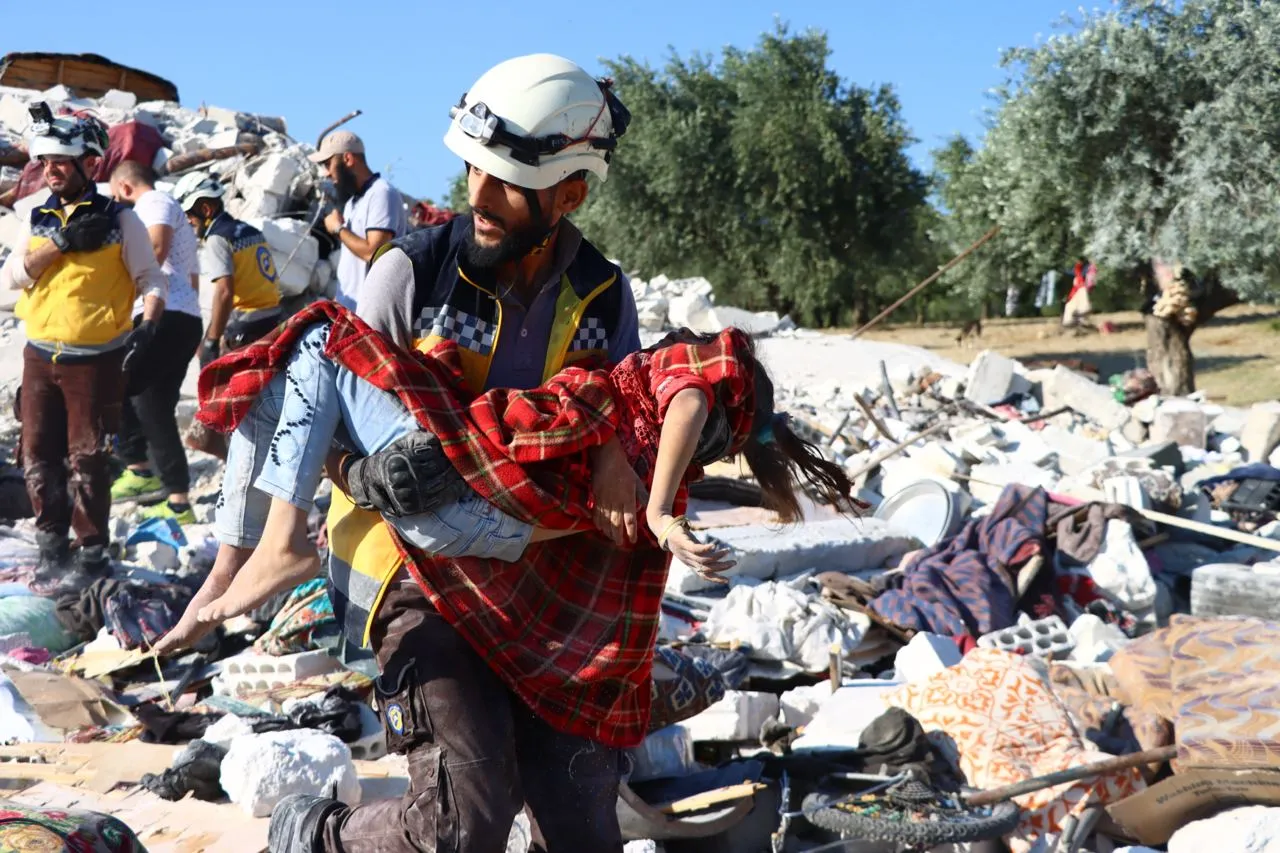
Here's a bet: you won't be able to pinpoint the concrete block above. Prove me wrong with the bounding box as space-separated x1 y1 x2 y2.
1036 424 1111 476
893 632 961 683
1116 440 1184 476
347 703 387 761
133 541 180 572
967 462 1058 504
1168 805 1280 853
635 296 668 332
99 89 137 111
1069 613 1130 663
790 680 904 752
963 350 1030 405
213 649 342 699
1240 401 1280 463
230 187 285 221
248 153 301 196
182 116 221 136
666 291 717 331
41 84 76 103
221 729 360 817
1043 366 1130 430
668 517 919 593
779 683 832 728
906 441 967 480
681 690 779 742
1151 399 1208 448
201 105 242 130
0 95 31 136
977 615 1074 659
1103 475 1150 510
1130 394 1159 424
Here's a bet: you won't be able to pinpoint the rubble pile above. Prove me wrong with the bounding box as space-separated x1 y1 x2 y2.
0 82 338 303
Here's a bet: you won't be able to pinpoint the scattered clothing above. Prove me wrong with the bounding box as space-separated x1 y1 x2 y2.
54 577 191 647
648 645 735 733
253 578 335 656
134 704 222 745
884 648 1147 850
870 485 1048 637
140 738 227 802
249 686 364 743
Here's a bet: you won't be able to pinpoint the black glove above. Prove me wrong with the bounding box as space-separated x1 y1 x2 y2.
345 432 470 517
51 211 115 254
122 319 157 374
198 339 221 369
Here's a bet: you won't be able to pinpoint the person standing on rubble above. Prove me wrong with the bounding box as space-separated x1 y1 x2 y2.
107 161 203 523
172 173 282 365
263 54 644 853
309 131 408 310
0 104 167 581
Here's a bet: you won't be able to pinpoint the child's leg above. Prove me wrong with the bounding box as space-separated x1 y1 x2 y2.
212 374 286 550
197 498 319 623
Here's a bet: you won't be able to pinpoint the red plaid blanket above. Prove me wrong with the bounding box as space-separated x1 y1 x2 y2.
196 301 756 746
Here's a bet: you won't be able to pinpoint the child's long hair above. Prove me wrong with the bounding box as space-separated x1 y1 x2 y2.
739 343 857 524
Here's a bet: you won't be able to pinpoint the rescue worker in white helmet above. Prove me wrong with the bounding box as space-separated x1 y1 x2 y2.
172 171 282 366
224 54 643 853
0 103 167 583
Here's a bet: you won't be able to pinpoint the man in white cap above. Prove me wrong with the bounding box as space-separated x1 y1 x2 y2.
261 54 642 853
309 131 407 309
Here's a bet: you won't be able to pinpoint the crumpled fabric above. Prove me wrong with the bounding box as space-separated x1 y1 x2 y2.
1076 520 1157 611
53 578 191 647
702 576 869 672
647 645 746 733
253 578 335 656
140 739 227 802
134 704 223 745
1110 615 1280 770
884 648 1146 851
870 485 1048 637
249 686 365 743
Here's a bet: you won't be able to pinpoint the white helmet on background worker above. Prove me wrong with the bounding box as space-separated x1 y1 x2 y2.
444 53 631 191
26 103 109 161
171 171 226 212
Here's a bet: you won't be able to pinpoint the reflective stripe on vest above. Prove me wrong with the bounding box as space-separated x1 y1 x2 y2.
15 194 133 349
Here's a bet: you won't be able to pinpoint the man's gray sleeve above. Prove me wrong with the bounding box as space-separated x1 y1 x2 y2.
354 247 416 349
609 272 642 363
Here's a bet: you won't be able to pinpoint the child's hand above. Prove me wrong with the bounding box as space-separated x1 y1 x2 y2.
650 512 736 583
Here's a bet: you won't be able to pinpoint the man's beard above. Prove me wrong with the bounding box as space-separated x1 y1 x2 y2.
333 160 360 202
462 211 554 272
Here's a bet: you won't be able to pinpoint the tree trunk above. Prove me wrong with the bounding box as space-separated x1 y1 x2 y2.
915 297 927 327
1145 314 1195 395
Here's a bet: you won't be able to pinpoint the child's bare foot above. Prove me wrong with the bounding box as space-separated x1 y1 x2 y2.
197 499 320 624
153 544 251 655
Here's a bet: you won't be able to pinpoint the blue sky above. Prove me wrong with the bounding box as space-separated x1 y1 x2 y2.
9 0 1076 201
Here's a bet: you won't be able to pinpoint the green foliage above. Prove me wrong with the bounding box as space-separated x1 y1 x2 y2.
946 0 1280 303
573 24 931 327
446 170 469 213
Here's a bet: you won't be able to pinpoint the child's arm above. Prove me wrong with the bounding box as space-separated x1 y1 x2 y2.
646 388 735 579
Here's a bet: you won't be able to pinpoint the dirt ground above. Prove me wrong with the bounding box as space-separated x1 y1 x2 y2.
855 303 1280 407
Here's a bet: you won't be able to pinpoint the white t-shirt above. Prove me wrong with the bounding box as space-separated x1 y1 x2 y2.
132 189 202 319
335 175 408 310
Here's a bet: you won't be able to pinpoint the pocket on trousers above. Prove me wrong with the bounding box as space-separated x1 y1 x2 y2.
403 745 460 852
373 655 432 754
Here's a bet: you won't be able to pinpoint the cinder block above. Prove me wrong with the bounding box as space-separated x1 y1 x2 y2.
964 350 1031 405
977 615 1074 659
214 650 342 699
1151 400 1208 449
1241 401 1280 463
1043 366 1130 430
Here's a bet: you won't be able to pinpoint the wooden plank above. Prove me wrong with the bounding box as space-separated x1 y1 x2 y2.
658 782 765 814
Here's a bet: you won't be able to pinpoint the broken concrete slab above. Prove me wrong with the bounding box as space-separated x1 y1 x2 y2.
681 690 779 742
963 349 1031 405
1152 399 1208 449
1043 365 1131 430
667 517 919 593
1117 440 1184 476
1036 424 1111 476
1240 401 1280 463
893 632 961 683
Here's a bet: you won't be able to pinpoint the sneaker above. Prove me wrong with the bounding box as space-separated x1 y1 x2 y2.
111 469 165 503
140 501 197 525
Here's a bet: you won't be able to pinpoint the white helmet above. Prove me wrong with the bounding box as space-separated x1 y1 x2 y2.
171 171 226 212
444 54 631 191
27 103 109 161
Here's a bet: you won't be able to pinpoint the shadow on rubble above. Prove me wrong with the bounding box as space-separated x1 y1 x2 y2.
1011 351 1266 381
